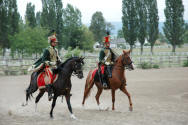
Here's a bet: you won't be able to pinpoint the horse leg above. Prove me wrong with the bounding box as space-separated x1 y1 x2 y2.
34 89 45 111
50 95 57 118
120 86 133 111
95 84 107 110
65 94 77 119
35 89 45 104
95 86 103 106
111 89 115 110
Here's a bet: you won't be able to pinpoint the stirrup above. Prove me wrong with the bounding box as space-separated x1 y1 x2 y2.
48 94 53 101
103 83 108 88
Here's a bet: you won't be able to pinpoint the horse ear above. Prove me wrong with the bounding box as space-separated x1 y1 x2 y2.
123 50 126 54
128 50 131 54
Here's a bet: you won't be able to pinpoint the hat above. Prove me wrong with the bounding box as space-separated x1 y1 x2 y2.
48 34 58 43
104 36 110 43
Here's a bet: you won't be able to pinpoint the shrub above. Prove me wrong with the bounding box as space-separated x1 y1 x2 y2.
183 61 188 67
64 47 81 58
138 62 152 69
153 64 160 69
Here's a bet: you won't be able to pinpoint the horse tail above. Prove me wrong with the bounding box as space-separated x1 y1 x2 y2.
82 70 95 106
26 72 38 101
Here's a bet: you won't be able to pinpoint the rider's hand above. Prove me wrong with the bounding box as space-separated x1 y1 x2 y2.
49 61 56 66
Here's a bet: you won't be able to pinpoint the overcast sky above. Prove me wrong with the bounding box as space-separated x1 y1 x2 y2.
17 0 188 24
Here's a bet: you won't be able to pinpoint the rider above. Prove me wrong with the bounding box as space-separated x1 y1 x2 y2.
32 29 61 101
98 31 115 88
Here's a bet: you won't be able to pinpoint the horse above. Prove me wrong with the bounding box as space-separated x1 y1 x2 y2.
23 57 84 119
82 50 134 111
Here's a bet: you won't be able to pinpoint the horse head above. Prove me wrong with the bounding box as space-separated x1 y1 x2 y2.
121 50 134 70
72 57 85 79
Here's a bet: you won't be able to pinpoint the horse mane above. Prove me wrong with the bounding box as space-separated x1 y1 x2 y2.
53 57 79 74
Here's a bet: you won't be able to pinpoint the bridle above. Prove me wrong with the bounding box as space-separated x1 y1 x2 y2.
72 60 84 77
116 54 133 70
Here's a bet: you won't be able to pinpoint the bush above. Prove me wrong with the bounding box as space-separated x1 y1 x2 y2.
153 64 160 69
138 62 152 69
64 46 81 58
183 61 188 67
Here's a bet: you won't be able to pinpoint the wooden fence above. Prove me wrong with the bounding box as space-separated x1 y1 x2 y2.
0 55 188 76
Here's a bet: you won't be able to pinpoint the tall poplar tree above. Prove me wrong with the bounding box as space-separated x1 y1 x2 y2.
136 0 147 55
41 0 63 49
122 0 138 52
63 4 82 49
0 0 19 56
89 11 106 44
25 2 36 28
163 0 185 52
146 0 159 54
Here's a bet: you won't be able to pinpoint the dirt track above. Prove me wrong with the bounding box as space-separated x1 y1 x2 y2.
0 67 188 125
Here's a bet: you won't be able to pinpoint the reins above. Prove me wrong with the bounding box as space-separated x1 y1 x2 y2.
114 54 133 70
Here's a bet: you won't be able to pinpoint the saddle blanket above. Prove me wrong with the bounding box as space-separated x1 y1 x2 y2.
37 67 58 89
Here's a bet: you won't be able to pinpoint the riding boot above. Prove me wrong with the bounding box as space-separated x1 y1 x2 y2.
101 74 108 88
107 65 112 78
46 84 54 101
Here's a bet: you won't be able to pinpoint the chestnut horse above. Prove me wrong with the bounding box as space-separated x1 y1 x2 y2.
82 50 134 111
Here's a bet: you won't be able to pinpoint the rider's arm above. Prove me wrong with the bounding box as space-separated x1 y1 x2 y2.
99 49 105 64
33 49 50 68
41 49 50 62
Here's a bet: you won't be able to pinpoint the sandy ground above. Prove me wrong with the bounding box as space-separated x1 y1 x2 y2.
0 67 188 125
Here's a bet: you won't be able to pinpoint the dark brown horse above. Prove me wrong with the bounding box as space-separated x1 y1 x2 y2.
23 57 84 119
82 50 134 111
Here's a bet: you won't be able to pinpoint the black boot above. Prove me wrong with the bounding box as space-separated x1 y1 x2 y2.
46 84 54 101
101 74 108 88
107 65 112 78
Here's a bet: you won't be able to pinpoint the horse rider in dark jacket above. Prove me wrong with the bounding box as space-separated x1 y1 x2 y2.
29 30 61 101
99 31 115 88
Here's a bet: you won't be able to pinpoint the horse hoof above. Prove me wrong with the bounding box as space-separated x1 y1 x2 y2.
129 107 133 111
50 115 54 119
98 104 109 111
105 107 109 111
21 102 28 107
70 114 77 120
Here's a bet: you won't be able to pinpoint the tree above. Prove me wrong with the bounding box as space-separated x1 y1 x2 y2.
8 0 19 35
63 4 82 49
80 25 95 51
158 32 168 43
10 26 48 58
25 2 36 28
54 0 63 50
183 23 188 43
36 11 41 26
41 0 56 29
105 22 115 33
146 0 159 54
0 0 9 53
40 0 63 50
136 0 147 55
122 0 138 52
117 29 123 38
0 0 19 56
89 11 106 44
163 0 185 52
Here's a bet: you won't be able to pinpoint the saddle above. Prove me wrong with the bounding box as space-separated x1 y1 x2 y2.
91 65 113 88
37 67 58 89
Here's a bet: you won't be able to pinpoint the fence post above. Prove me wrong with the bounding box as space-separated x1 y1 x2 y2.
169 56 171 67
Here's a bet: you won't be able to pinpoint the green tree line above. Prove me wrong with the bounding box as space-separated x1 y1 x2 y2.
122 0 186 54
1 0 187 57
0 0 113 57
